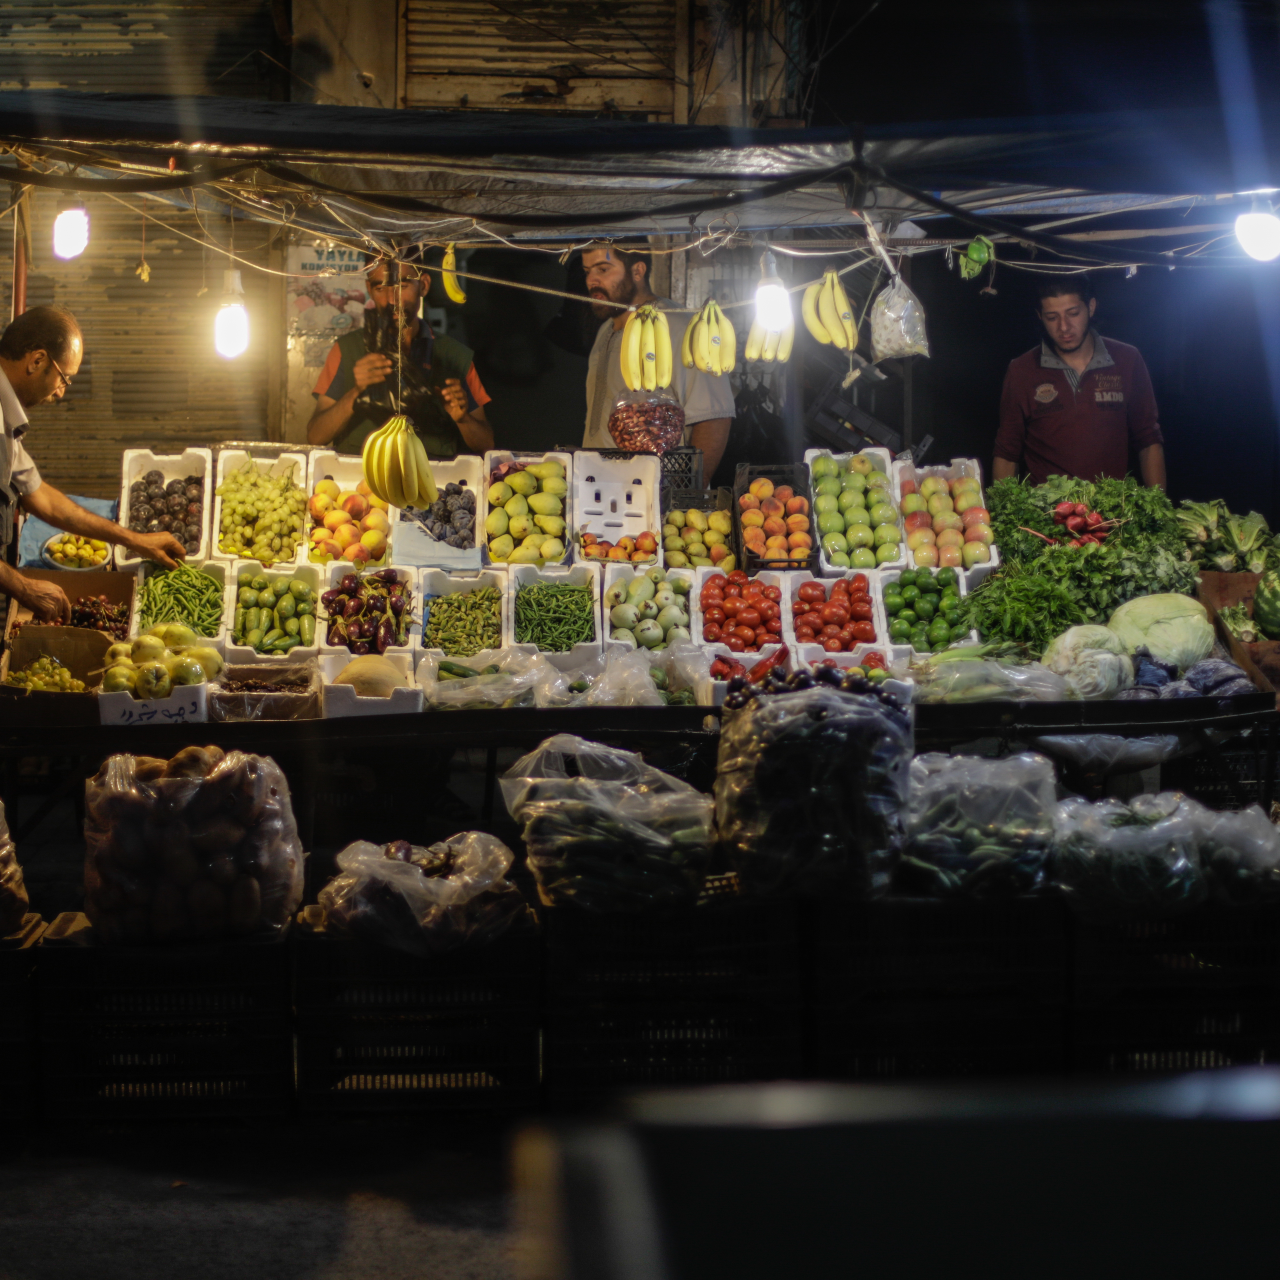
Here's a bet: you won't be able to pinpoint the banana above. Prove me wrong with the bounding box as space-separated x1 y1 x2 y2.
701 303 718 375
831 272 855 349
441 243 466 305
715 303 736 373
761 327 780 362
802 281 830 344
621 309 643 391
692 303 711 373
680 308 696 368
408 427 438 505
377 421 405 509
640 311 657 392
819 270 848 350
776 319 795 363
651 306 672 388
744 320 765 362
361 430 388 505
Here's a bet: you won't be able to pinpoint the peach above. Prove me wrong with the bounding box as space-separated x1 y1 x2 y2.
789 546 810 561
631 551 652 563
744 527 767 546
583 544 607 559
310 524 332 544
785 496 809 515
936 528 965 549
309 493 335 522
774 485 794 503
739 493 761 512
785 514 810 533
709 543 730 563
765 535 789 551
360 529 388 558
340 493 370 521
323 509 354 532
333 523 360 550
368 495 390 513
748 477 775 500
616 538 635 553
938 544 963 568
913 544 939 567
360 509 392 535
762 516 786 538
636 532 657 553
356 480 372 498
788 532 813 550
341 542 372 563
315 478 340 501
742 510 765 528
760 497 785 518
904 510 932 532
606 545 630 560
313 538 342 560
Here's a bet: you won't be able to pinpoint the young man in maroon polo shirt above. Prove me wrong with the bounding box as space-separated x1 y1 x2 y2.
993 277 1167 491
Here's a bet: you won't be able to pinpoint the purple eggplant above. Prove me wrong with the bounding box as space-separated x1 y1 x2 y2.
375 615 395 654
343 596 365 620
350 640 371 656
389 594 407 617
327 618 349 646
320 589 342 611
365 594 387 616
339 574 360 595
370 568 399 585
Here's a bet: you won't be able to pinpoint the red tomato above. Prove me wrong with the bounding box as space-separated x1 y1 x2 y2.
821 603 850 625
700 592 723 610
725 634 746 652
727 570 748 585
704 606 726 625
830 580 849 596
850 600 873 622
758 600 779 622
824 637 844 653
735 626 757 644
796 626 816 643
821 624 842 639
738 607 762 629
802 611 825 633
766 616 783 635
743 579 765 595
852 621 876 643
763 585 782 602
863 651 886 669
850 574 869 593
792 600 809 617
704 574 727 591
725 584 742 597
703 623 722 642
722 598 743 618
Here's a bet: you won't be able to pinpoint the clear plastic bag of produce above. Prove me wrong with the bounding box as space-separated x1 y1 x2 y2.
911 654 1069 703
419 647 544 710
1051 792 1206 917
870 275 930 362
317 832 530 956
1191 803 1280 906
714 686 912 898
208 662 323 722
0 800 29 936
1031 733 1191 774
898 752 1056 898
501 734 713 912
83 746 305 945
532 650 610 708
607 388 686 454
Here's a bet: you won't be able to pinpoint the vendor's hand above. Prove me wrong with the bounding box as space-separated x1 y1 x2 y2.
440 377 469 423
21 578 71 624
132 531 186 570
353 353 393 392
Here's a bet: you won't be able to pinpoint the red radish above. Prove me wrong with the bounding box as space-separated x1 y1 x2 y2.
1053 501 1076 522
1065 514 1087 534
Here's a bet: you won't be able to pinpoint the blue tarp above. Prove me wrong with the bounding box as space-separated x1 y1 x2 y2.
18 497 118 569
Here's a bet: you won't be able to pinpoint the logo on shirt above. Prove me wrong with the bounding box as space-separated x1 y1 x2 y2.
1095 391 1125 403
1034 382 1058 404
1093 373 1124 404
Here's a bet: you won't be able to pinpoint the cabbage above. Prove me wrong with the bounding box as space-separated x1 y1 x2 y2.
1107 594 1214 674
1042 625 1127 675
1064 649 1134 700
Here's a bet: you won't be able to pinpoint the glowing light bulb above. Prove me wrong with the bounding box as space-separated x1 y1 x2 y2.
52 206 89 259
754 250 791 329
1236 209 1280 262
214 269 249 358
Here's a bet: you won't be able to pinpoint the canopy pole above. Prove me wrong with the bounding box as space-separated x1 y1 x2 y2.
10 183 26 320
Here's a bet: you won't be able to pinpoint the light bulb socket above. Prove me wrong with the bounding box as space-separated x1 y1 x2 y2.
221 268 245 298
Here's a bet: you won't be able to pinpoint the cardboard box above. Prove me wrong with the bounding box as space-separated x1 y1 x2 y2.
4 568 136 646
1197 575 1280 707
0 626 108 726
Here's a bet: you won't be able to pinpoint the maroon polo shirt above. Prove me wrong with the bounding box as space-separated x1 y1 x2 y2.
994 334 1164 485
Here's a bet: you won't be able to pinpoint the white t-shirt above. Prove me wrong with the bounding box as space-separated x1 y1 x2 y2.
0 366 43 499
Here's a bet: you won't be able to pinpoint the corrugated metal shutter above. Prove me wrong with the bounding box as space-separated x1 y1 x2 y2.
404 0 676 116
1 190 271 498
0 1 282 97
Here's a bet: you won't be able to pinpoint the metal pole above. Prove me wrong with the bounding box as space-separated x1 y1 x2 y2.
10 189 26 320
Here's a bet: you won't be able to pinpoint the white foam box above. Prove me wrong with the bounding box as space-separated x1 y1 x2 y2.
687 565 788 663
478 450 574 569
890 455 999 584
99 681 208 727
601 562 695 656
117 447 214 570
390 454 483 571
324 562 420 657
506 562 601 671
210 447 310 565
305 448 398 567
129 560 226 648
784 568 892 661
788 643 915 702
880 566 977 655
805 446 904 577
572 450 662 568
223 560 323 663
419 567 506 660
320 650 423 718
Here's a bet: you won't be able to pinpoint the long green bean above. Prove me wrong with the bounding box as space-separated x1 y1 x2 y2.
137 562 225 636
423 586 502 657
515 581 594 652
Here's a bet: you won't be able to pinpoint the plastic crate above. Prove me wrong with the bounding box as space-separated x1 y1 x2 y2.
573 450 663 567
390 454 484 571
304 448 400 568
506 561 602 671
479 450 573 569
803 447 905 576
1161 741 1272 812
890 455 999 588
733 462 817 575
293 918 540 1113
660 446 703 493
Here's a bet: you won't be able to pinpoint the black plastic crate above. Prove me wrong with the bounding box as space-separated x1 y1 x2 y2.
733 462 816 574
666 486 731 518
1162 740 1273 811
660 446 703 492
0 914 43 1111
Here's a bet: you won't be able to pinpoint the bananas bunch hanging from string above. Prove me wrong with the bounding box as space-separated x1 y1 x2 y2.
440 243 467 304
743 312 795 364
802 269 856 350
619 303 674 391
362 415 439 510
680 300 737 375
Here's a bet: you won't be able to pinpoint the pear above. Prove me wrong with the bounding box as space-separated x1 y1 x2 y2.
486 481 513 506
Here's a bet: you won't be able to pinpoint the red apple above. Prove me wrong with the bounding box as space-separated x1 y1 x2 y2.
961 506 991 528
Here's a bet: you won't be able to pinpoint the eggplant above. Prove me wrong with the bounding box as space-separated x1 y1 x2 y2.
343 596 365 620
327 618 349 646
320 589 342 610
370 568 399 584
389 594 407 617
350 640 371 655
375 615 395 654
339 574 360 594
365 594 387 616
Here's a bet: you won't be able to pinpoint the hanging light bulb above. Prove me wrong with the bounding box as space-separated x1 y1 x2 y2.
52 203 89 259
1236 201 1280 261
754 249 790 330
214 269 249 358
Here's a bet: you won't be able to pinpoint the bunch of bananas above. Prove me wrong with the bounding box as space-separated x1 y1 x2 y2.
441 243 466 304
744 314 795 364
362 415 439 510
681 299 736 375
802 269 856 350
619 303 673 392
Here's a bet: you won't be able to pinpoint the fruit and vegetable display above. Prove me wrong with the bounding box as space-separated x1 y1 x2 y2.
659 505 734 571
216 457 307 565
410 481 477 551
899 471 992 570
307 476 392 565
137 561 225 637
883 568 969 653
83 746 304 944
101 627 224 699
422 584 501 657
501 735 713 912
791 573 878 652
514 579 596 652
738 475 818 568
360 413 439 511
1176 500 1273 574
45 534 110 569
320 568 413 656
484 458 568 565
606 567 692 650
12 594 130 642
232 570 318 655
698 570 784 653
5 655 87 692
126 470 205 556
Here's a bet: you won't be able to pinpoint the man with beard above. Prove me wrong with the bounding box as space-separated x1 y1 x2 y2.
580 242 734 478
994 276 1166 489
308 257 493 457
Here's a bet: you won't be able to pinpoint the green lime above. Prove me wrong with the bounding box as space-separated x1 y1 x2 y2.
883 593 904 616
889 618 912 641
951 623 971 643
898 608 918 627
917 573 940 595
936 567 958 589
900 584 920 606
914 596 936 621
897 570 917 588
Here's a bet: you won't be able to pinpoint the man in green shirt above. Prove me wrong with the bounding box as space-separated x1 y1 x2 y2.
307 258 494 457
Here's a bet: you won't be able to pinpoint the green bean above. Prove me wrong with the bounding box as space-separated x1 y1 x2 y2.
423 586 502 658
514 581 594 652
137 562 224 636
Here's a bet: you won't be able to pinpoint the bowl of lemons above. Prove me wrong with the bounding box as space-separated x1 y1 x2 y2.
43 533 111 570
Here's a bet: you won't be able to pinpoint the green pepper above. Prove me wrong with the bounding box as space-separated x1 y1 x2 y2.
299 614 316 647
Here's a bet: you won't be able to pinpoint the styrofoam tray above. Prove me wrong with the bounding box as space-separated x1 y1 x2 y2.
210 448 310 565
791 643 915 702
572 450 662 568
129 560 226 647
419 567 507 660
223 560 323 662
305 448 398 568
99 681 208 726
506 561 601 671
390 454 483 571
117 447 213 570
784 568 891 662
880 566 976 656
891 455 999 580
320 650 423 717
478 450 573 569
806 448 905 577
601 562 695 655
688 565 787 663
323 562 419 656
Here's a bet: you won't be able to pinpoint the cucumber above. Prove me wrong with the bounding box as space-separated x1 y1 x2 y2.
299 615 316 647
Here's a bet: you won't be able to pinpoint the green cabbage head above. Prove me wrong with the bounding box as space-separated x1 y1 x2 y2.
1107 593 1214 674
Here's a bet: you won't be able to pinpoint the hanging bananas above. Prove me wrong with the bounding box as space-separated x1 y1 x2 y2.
441 243 466 305
802 269 856 350
619 304 673 392
681 300 738 375
743 313 795 364
362 414 439 510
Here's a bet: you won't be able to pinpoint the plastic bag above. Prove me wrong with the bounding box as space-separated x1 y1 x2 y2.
318 832 530 955
531 650 610 708
83 746 304 945
714 686 912 898
607 388 685 454
208 662 322 722
899 753 1056 898
1051 792 1206 916
0 801 28 936
912 657 1069 703
1032 732 1191 774
420 646 543 710
870 275 930 362
1193 804 1280 906
501 735 713 912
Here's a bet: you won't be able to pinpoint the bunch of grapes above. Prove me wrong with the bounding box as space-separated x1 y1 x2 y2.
13 595 130 641
5 655 86 692
217 459 307 566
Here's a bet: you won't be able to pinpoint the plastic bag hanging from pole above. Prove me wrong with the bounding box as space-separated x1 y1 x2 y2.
862 219 930 362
